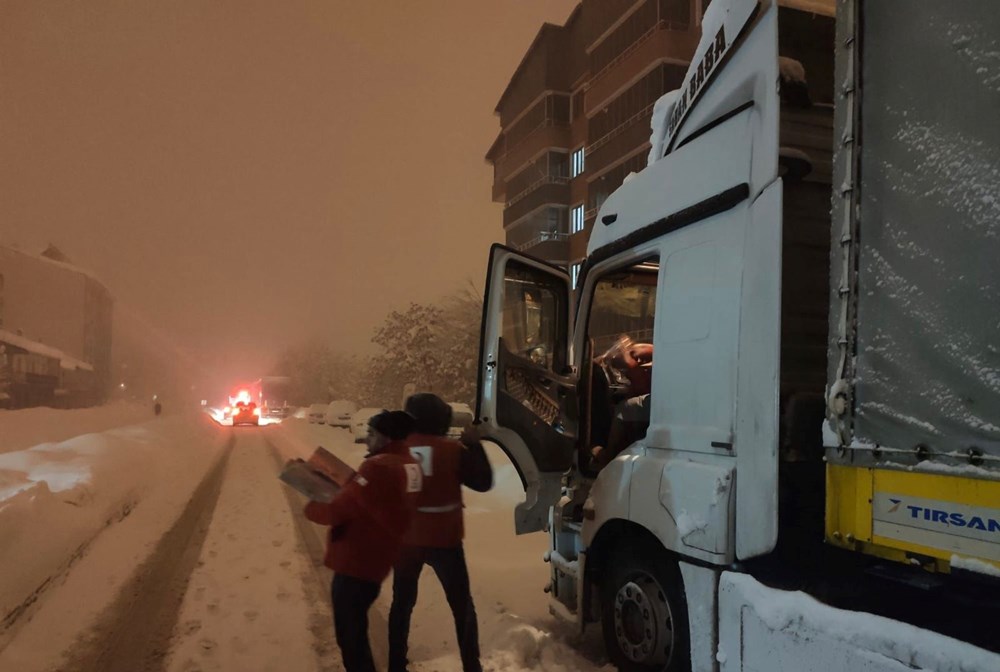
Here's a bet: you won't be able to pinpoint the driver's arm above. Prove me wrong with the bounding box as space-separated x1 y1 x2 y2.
623 343 653 368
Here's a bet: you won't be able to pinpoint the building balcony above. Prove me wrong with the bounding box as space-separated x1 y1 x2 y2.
586 112 654 177
503 179 570 229
514 232 570 263
492 178 507 203
492 123 571 184
586 26 698 114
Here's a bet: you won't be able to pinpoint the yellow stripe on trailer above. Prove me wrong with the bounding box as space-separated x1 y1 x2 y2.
826 464 1000 574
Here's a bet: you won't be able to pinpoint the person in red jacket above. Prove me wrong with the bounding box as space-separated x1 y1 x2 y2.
388 393 493 672
304 410 423 672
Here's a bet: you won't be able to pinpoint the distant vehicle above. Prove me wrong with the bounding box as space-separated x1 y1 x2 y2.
307 403 327 424
265 404 290 419
446 402 474 440
324 400 358 428
350 407 381 442
260 376 292 418
230 401 259 426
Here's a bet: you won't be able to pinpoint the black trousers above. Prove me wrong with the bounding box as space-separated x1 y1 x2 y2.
388 545 482 672
332 573 382 672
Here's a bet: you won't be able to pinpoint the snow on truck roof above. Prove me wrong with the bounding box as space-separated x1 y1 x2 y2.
588 0 831 261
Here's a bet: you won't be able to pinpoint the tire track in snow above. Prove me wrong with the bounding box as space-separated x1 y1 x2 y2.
60 435 235 672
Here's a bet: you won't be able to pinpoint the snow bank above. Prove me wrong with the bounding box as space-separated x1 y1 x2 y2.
951 555 1000 579
0 402 152 455
0 414 226 641
719 572 1000 672
477 613 611 672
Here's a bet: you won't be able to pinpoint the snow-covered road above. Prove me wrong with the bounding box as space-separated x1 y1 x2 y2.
0 409 610 671
164 431 331 672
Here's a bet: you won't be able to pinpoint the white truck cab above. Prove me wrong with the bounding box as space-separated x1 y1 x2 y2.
476 1 1000 671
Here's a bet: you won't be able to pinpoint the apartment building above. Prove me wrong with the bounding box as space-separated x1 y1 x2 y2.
0 244 113 402
487 0 706 285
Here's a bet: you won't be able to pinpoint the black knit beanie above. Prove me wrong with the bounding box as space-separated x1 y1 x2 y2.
404 393 453 436
368 410 415 441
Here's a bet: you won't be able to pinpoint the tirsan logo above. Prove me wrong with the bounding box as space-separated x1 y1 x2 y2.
892 498 1000 533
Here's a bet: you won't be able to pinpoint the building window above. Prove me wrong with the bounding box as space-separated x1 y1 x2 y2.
571 147 585 178
571 204 585 234
570 262 582 290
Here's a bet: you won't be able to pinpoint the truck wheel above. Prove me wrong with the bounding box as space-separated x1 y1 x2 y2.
601 539 689 672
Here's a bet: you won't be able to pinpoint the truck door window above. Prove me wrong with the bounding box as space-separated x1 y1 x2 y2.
501 260 567 372
584 259 660 470
589 265 658 354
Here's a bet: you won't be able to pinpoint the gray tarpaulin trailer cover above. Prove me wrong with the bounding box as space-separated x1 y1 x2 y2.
828 0 1000 471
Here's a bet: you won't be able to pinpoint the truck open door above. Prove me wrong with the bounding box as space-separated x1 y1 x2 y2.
476 244 576 534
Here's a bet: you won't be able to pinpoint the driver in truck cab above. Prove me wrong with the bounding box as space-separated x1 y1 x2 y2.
591 335 653 469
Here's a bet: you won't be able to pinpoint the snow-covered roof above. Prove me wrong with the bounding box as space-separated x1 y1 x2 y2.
0 329 94 372
0 244 110 292
58 354 94 372
0 329 65 360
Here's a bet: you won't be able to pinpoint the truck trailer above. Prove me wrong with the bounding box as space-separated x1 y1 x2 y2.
475 1 1000 670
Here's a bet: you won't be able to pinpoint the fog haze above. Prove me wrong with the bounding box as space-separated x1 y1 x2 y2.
0 0 577 380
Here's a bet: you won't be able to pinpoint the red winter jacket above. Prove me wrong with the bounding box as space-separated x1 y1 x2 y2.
304 442 421 583
403 433 493 548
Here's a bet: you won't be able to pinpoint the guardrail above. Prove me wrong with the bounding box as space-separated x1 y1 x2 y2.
506 176 571 208
587 101 657 155
515 231 570 252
